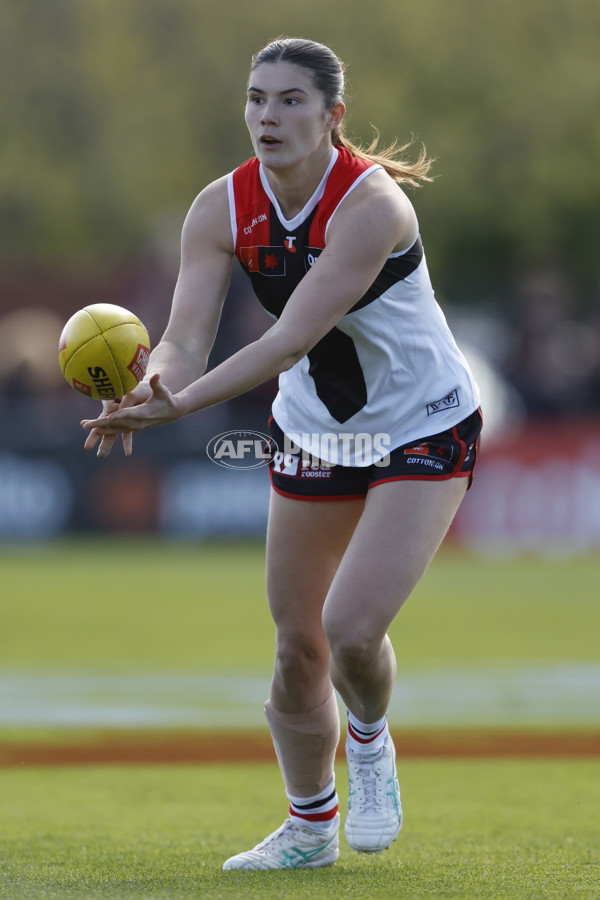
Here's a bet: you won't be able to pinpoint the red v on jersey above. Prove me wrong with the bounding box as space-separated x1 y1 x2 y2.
230 148 378 315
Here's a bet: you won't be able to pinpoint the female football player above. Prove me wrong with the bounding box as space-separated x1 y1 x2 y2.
82 37 481 870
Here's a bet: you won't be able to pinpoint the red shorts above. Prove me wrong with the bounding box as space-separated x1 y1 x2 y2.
267 409 482 501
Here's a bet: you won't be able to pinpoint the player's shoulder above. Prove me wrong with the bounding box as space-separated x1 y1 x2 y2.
331 166 417 248
187 174 230 217
182 175 232 251
352 166 413 212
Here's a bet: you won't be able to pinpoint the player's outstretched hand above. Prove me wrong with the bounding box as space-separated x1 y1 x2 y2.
83 380 153 459
83 397 126 459
82 375 178 458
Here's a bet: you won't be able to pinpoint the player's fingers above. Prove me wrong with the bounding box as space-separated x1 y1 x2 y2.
148 372 174 402
122 432 133 457
83 427 115 455
83 428 101 451
149 372 165 395
81 415 118 430
113 394 136 412
97 433 117 459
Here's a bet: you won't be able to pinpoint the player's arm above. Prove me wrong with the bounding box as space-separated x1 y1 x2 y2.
84 176 234 456
255 173 417 370
143 176 235 393
83 172 414 432
174 174 414 407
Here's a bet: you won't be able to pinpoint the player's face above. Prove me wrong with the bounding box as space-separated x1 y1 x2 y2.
245 61 343 172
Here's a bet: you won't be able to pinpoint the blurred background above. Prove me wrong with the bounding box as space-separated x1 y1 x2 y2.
1 0 600 554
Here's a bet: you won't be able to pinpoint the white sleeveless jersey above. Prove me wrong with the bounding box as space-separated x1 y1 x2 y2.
228 147 480 466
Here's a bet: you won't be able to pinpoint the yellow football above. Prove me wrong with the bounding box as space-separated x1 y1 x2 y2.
58 303 151 400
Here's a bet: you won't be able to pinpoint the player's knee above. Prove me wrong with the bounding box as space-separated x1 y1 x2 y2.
324 620 381 675
274 635 329 688
330 640 374 675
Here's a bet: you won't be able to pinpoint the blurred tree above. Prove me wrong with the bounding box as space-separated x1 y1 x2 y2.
1 0 599 305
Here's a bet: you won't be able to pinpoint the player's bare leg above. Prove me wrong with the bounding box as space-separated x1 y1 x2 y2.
322 477 468 852
223 490 363 870
324 478 468 720
265 489 363 794
266 491 364 713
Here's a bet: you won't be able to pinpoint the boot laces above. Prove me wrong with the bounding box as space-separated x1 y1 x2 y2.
355 749 385 811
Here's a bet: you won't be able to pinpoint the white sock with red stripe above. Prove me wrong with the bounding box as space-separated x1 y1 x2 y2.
346 711 389 755
287 776 339 833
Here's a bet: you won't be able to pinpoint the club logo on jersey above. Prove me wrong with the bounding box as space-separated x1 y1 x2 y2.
426 389 460 416
239 246 286 276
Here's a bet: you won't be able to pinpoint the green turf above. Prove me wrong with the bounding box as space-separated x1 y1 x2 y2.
1 538 599 670
0 759 598 899
1 541 598 897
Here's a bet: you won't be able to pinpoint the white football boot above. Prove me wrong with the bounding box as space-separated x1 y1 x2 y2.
345 736 402 853
223 813 340 870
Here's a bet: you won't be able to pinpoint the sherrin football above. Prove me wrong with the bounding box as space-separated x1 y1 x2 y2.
58 303 151 400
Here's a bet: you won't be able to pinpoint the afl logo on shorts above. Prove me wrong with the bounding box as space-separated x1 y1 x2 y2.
206 430 276 469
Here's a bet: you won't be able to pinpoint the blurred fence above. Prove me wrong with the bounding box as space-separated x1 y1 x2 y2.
1 262 599 554
2 411 599 556
454 419 600 555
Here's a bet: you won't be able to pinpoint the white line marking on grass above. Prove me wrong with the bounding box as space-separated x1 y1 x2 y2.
0 665 599 728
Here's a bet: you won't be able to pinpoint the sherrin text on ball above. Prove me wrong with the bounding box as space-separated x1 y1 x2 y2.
58 303 151 400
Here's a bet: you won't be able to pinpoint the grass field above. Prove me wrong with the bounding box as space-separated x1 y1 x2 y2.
1 539 599 897
1 760 598 898
2 538 600 671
